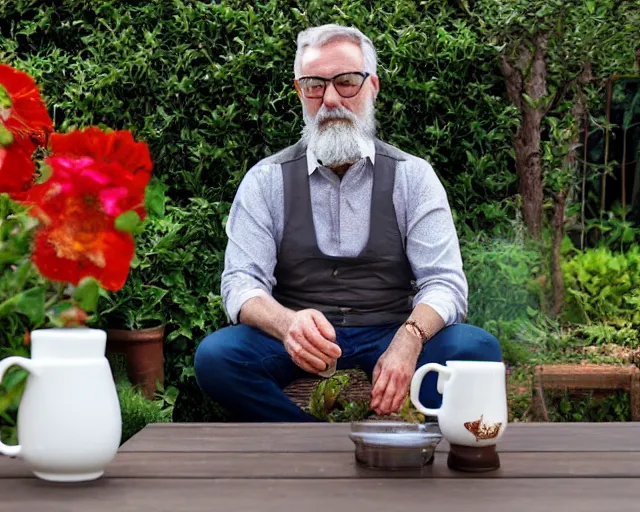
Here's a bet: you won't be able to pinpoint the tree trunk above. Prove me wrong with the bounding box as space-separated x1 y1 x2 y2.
514 110 544 240
500 35 549 240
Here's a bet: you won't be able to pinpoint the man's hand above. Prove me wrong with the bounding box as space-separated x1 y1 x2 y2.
370 330 422 416
370 306 445 415
283 309 342 374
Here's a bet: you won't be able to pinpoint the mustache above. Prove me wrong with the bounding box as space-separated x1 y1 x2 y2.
314 105 358 127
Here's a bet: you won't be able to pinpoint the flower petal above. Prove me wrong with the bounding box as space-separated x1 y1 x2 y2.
32 224 135 291
0 64 53 144
0 140 36 201
49 127 152 176
99 187 129 216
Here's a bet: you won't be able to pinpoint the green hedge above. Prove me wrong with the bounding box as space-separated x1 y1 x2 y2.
0 0 517 225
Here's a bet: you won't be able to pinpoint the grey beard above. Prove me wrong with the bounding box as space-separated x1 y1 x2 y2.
302 102 376 169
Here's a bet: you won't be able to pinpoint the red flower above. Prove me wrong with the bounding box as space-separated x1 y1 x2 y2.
0 64 53 143
32 213 135 292
27 128 153 291
28 154 150 222
28 157 138 291
0 64 53 199
45 128 153 219
0 141 37 201
49 127 152 179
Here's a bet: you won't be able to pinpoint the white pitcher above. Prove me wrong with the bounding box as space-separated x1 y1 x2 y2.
410 360 507 447
0 328 122 482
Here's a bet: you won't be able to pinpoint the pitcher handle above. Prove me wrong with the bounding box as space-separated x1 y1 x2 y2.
410 362 453 417
0 356 38 458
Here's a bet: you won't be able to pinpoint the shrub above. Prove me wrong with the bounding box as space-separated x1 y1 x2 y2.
462 236 546 365
463 237 544 326
561 246 640 325
0 0 516 231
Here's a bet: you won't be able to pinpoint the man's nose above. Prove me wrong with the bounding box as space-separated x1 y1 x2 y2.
323 82 341 109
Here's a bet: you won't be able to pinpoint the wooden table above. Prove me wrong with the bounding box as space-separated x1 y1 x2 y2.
1 422 640 511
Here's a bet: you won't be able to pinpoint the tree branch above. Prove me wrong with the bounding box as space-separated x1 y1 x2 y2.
544 62 594 116
500 55 524 110
527 33 548 101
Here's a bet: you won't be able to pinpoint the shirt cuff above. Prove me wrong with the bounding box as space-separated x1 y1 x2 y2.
413 292 465 327
225 288 270 324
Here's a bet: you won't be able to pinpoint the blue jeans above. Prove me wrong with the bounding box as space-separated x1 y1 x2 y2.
194 322 501 422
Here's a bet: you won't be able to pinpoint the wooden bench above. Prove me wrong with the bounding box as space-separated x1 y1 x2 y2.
532 364 640 421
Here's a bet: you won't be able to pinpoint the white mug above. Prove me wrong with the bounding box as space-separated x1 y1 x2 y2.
0 328 122 482
410 360 507 447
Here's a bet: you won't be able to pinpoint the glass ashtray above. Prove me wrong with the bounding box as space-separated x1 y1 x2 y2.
348 421 442 470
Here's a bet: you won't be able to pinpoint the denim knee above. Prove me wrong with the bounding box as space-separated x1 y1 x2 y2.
429 323 502 363
194 326 241 393
450 324 502 362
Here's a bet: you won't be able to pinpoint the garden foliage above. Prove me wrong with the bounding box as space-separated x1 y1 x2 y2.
1 0 639 426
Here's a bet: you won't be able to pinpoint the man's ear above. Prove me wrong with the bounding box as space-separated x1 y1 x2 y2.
370 75 380 101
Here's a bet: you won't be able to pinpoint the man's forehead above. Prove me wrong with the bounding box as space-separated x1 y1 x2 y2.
300 40 364 75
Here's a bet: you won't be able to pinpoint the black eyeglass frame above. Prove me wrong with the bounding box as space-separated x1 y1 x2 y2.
295 71 371 99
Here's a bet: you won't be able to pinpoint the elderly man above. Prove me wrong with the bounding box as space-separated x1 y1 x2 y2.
195 24 501 422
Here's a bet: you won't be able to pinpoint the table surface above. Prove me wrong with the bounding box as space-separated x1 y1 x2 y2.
2 422 640 511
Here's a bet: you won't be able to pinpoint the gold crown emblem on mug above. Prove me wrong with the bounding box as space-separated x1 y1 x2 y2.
464 415 502 441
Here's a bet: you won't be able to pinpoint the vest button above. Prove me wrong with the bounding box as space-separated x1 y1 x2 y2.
332 268 339 277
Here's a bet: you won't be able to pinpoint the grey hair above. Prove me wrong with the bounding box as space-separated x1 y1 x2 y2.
294 24 377 78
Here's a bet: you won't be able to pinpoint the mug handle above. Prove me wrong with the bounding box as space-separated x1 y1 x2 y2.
0 356 39 458
410 362 453 417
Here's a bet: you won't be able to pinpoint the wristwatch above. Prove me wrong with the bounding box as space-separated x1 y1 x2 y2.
404 320 428 344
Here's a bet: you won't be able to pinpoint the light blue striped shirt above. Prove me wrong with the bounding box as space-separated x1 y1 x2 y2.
221 140 468 327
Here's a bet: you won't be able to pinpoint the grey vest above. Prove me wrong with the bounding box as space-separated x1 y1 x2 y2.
271 139 416 327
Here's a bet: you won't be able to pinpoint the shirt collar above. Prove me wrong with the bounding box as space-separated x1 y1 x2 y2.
306 138 376 175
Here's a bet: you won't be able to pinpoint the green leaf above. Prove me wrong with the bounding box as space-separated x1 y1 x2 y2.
72 277 100 313
48 301 74 317
0 370 27 415
0 84 11 109
622 227 635 243
308 373 349 420
36 163 53 184
180 366 195 379
0 287 46 325
0 124 14 146
0 368 28 391
164 385 179 405
115 211 141 233
144 178 168 218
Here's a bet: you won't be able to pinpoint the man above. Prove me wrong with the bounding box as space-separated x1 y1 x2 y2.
195 24 501 422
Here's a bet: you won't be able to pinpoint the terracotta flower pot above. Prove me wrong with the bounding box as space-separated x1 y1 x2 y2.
106 323 165 399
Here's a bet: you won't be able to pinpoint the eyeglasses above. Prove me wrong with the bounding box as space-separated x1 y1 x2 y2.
296 72 370 99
